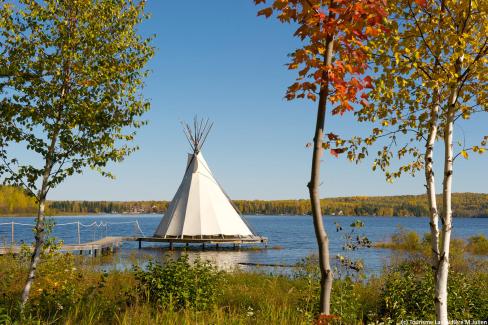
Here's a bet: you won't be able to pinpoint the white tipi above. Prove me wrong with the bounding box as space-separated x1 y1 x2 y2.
154 119 255 239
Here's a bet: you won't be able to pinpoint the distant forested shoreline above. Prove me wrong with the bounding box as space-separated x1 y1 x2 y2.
0 186 486 218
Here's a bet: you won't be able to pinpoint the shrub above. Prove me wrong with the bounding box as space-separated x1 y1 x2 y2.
331 277 364 323
379 259 488 321
134 255 222 311
28 254 83 319
466 234 488 255
293 255 321 317
294 253 375 323
379 261 435 321
391 226 422 251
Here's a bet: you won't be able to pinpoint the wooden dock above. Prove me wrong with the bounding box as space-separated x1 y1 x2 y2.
0 236 136 256
0 235 268 255
134 236 268 250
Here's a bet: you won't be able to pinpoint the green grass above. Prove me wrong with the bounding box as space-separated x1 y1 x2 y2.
0 246 486 324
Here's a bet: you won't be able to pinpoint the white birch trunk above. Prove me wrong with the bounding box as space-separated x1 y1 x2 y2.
425 90 442 317
437 80 460 325
21 197 46 306
438 105 453 325
21 130 58 307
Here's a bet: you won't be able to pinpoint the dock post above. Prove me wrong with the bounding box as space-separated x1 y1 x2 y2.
233 243 236 250
216 244 219 250
202 243 205 250
169 242 173 250
77 222 81 245
138 239 142 249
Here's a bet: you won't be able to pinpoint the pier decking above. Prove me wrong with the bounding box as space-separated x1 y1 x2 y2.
0 235 268 256
134 236 268 249
0 236 135 256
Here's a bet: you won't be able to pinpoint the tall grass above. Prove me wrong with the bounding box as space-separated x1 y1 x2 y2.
0 245 486 324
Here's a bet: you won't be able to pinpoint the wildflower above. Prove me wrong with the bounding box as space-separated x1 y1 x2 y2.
246 306 254 317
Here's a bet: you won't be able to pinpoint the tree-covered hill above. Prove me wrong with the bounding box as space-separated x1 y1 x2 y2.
0 186 486 217
234 193 488 217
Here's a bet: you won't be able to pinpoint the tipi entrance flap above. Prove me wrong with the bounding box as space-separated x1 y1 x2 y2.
196 173 222 236
180 172 202 236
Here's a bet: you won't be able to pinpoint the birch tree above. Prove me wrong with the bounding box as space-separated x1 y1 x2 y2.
335 0 487 322
0 0 154 307
255 0 386 316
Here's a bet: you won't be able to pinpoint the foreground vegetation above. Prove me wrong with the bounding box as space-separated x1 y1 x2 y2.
0 247 486 324
1 186 487 218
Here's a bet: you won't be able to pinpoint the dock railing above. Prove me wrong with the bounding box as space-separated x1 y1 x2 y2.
0 220 145 246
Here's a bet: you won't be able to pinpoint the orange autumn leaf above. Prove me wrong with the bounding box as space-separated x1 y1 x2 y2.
307 93 317 101
330 148 347 157
327 133 339 140
414 0 427 7
365 26 380 36
257 7 273 18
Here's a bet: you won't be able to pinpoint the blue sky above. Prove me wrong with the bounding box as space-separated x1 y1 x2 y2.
50 0 487 201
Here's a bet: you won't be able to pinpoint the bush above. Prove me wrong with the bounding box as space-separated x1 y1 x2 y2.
379 259 488 321
466 234 488 255
331 277 364 323
379 261 434 321
391 226 422 251
28 253 83 318
293 253 376 324
134 255 222 311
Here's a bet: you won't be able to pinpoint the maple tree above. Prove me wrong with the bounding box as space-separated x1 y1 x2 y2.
255 0 387 315
331 0 487 322
0 0 154 306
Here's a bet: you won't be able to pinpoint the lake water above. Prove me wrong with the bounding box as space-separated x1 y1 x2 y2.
1 214 487 274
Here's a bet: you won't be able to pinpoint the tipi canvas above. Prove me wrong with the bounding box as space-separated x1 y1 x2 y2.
154 119 255 239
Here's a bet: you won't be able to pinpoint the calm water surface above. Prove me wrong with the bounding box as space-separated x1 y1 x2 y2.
1 215 487 274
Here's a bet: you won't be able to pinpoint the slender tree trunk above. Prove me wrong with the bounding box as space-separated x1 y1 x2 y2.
438 101 454 325
426 1 447 318
308 35 334 315
20 193 47 307
425 90 442 316
437 55 462 325
21 131 58 308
